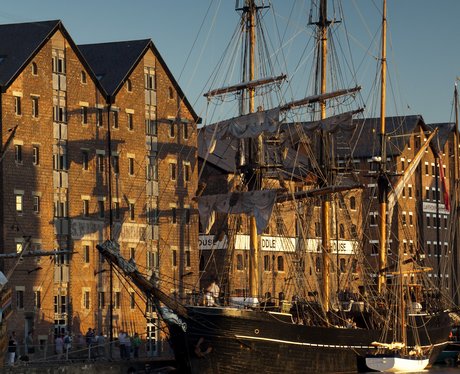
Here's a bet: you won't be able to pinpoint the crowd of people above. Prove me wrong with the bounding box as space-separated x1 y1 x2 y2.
7 328 144 365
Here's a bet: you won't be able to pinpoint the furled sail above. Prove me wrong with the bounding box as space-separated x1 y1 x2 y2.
198 190 277 234
204 108 280 153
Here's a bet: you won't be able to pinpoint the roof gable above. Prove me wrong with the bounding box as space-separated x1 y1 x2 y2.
79 39 199 122
0 20 60 87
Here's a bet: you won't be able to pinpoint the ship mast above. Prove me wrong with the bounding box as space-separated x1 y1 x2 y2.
318 0 332 313
247 0 259 302
377 0 388 294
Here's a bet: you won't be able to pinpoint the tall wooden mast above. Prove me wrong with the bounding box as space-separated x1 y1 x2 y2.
319 0 331 313
246 0 260 301
377 0 388 294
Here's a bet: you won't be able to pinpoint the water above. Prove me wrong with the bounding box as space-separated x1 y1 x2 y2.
363 366 459 374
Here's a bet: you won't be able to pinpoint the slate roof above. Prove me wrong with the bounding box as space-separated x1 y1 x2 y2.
79 39 150 97
0 20 60 88
427 122 456 153
79 39 199 122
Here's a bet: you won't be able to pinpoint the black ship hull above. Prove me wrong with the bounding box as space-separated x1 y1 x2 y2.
165 306 451 374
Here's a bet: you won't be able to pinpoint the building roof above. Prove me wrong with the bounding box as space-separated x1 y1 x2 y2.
0 20 59 87
0 19 105 95
350 115 427 159
79 39 200 122
427 122 456 152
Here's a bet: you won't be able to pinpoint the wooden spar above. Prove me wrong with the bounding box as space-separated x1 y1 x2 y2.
96 241 188 318
204 74 287 98
378 0 388 295
280 86 361 111
0 250 73 259
319 0 331 314
455 82 460 306
276 184 363 203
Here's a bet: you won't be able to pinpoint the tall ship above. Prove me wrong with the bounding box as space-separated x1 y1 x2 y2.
98 1 453 373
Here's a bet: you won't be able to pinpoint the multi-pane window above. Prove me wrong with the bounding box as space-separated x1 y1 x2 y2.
53 152 67 171
14 96 21 115
15 194 23 213
83 245 90 264
81 106 88 124
128 157 135 175
15 144 22 163
82 151 89 170
127 113 134 130
52 55 65 74
145 71 156 90
33 195 40 214
32 96 39 117
53 105 66 122
33 146 40 165
54 201 68 218
145 119 157 135
54 295 67 314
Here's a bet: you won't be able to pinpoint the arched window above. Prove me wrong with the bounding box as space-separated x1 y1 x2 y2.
126 79 132 92
263 255 270 271
31 62 38 75
277 256 284 272
350 196 356 210
339 223 345 239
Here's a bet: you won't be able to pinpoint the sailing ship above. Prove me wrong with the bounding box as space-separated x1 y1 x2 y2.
97 1 453 373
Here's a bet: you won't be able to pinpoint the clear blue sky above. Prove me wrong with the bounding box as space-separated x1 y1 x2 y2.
1 1 459 125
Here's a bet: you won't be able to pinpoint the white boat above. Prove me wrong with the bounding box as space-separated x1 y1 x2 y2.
365 355 429 372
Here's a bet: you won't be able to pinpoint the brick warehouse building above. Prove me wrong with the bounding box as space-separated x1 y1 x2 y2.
0 20 200 352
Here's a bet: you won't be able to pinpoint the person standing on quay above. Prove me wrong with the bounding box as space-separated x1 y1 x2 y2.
8 331 17 366
55 334 64 360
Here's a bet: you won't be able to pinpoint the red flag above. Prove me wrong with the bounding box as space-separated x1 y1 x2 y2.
438 156 450 211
